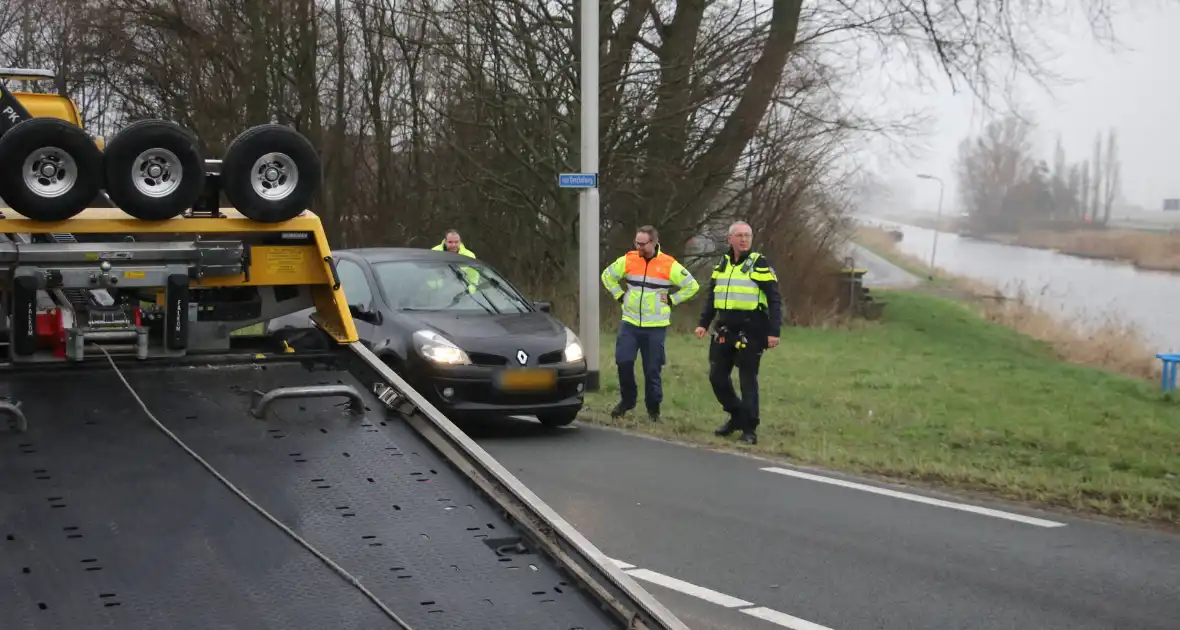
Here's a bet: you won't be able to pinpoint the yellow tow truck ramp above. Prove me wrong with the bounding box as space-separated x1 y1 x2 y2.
0 69 687 630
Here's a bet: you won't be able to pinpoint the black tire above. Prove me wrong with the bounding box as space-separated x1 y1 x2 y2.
0 117 103 222
221 124 321 223
103 118 205 221
537 408 580 428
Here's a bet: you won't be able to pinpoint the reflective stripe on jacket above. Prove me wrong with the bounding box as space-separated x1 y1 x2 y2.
711 251 774 311
601 248 699 327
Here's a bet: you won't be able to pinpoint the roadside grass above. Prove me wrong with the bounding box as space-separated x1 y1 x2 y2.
854 226 1160 380
580 290 1180 527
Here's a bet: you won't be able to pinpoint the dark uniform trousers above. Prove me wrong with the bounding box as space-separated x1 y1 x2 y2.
708 327 764 431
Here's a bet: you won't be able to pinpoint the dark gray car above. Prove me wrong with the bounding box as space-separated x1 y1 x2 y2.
267 247 588 426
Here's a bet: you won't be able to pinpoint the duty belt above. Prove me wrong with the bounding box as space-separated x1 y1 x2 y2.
712 325 750 350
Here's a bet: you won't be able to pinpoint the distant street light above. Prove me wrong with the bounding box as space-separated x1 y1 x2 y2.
916 173 944 278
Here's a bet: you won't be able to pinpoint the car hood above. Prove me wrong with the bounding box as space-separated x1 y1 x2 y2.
401 310 566 344
398 310 575 366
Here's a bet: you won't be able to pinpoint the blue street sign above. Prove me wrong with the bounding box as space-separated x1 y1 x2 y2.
559 173 598 188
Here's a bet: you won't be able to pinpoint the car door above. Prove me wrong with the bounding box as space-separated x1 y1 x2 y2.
334 256 379 345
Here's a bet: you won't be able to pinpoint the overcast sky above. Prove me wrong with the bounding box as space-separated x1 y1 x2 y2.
849 1 1180 216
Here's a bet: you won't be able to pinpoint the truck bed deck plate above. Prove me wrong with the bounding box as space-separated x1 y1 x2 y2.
1 359 616 629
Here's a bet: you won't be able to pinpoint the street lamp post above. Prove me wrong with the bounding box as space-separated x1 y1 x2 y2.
916 173 944 277
577 0 601 391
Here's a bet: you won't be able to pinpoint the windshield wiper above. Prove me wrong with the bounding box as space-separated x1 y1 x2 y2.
482 275 531 312
446 264 499 314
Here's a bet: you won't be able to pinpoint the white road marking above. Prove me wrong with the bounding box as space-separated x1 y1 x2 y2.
607 557 834 630
624 568 754 608
743 606 836 630
759 466 1067 528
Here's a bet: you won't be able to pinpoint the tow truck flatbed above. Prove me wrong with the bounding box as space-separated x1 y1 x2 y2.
1 352 621 629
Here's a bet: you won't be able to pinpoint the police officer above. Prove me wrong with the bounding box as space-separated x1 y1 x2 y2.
694 221 783 445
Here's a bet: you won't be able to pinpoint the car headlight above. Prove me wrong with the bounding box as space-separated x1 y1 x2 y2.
563 327 585 363
413 330 471 365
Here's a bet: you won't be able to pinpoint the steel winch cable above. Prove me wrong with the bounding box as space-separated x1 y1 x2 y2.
94 344 415 630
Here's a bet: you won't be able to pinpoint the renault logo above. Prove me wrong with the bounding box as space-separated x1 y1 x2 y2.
516 350 528 365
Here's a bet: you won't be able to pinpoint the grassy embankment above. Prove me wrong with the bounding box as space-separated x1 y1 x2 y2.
580 231 1178 527
854 226 1161 381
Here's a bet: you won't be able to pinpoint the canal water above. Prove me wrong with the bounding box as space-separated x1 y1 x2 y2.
857 216 1180 352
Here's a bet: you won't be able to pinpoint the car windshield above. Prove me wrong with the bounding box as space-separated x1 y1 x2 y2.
372 260 533 314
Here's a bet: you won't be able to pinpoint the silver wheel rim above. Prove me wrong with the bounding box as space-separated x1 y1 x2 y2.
22 147 77 198
132 148 183 198
250 152 298 201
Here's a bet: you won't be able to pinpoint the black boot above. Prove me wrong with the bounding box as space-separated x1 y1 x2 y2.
738 430 757 445
610 403 633 419
714 416 737 437
647 405 660 422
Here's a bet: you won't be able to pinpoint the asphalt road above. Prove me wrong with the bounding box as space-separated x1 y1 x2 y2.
840 242 922 288
462 417 1180 630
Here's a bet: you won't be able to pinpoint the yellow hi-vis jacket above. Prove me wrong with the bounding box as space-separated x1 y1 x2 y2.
601 247 700 327
431 241 477 258
429 243 479 290
711 251 773 311
697 249 784 340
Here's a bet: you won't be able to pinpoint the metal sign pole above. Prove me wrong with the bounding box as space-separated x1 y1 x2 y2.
572 0 600 391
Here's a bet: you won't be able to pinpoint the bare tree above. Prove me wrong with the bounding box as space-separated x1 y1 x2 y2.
955 113 1038 232
1090 132 1103 221
1101 127 1121 224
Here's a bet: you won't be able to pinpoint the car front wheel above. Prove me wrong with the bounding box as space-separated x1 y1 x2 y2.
536 408 580 428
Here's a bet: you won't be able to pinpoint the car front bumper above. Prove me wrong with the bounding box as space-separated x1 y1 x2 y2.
410 360 588 418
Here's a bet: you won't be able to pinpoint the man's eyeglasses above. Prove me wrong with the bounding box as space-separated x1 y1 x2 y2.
635 240 652 246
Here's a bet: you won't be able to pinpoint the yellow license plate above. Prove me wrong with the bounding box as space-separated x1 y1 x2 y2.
497 368 557 391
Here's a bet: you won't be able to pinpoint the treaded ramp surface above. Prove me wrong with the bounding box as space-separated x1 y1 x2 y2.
0 360 616 629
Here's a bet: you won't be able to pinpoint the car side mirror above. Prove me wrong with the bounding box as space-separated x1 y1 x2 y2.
533 301 552 313
349 303 382 324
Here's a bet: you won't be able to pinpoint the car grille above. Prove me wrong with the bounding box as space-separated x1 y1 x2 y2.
466 350 565 366
467 352 507 366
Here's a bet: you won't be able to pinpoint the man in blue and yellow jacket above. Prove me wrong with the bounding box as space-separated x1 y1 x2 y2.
601 225 700 421
695 221 783 445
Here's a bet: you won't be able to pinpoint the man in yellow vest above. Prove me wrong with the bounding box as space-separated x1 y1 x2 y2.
601 225 700 421
694 221 782 445
431 229 479 288
432 229 477 258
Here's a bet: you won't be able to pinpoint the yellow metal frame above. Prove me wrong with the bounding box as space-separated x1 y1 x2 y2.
9 90 84 126
0 207 358 343
6 87 103 147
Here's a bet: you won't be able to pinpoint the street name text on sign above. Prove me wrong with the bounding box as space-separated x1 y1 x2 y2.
560 173 598 188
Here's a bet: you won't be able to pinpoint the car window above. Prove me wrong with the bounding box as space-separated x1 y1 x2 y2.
373 260 532 314
336 259 373 307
